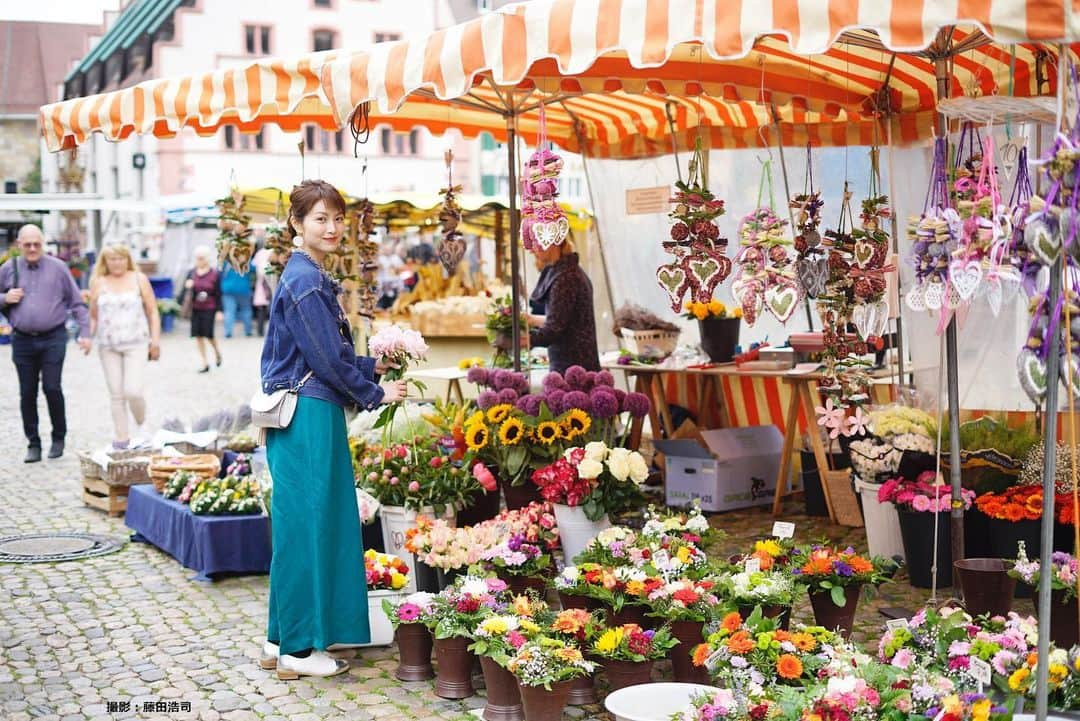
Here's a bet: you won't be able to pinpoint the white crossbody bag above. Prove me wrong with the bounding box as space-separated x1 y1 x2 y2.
250 371 313 445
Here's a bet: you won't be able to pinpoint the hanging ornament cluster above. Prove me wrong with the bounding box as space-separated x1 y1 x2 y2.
792 146 828 299
1008 147 1038 296
437 149 467 275
656 141 730 313
846 194 893 341
521 105 569 253
906 138 964 316
732 206 796 325
353 199 380 318
215 189 254 274
263 220 291 276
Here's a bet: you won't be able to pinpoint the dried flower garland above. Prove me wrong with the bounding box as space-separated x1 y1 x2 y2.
215 189 254 274
437 149 467 275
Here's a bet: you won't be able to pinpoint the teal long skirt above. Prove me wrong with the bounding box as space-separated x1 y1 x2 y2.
266 395 369 654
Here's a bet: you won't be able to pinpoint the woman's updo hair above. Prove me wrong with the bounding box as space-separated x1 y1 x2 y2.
288 180 347 240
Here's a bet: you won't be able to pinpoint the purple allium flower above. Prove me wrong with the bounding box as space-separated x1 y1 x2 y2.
513 374 531 395
477 390 499 410
623 392 651 418
542 372 567 392
613 388 627 405
563 390 592 414
596 370 615 388
516 394 544 417
579 372 596 391
467 366 490 386
498 388 520 405
590 389 619 419
544 390 566 414
564 365 588 389
491 369 511 390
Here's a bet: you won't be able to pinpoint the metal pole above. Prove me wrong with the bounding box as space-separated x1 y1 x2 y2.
507 117 523 372
884 117 907 386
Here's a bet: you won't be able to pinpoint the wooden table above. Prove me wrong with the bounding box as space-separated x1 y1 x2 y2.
607 362 901 523
408 367 468 405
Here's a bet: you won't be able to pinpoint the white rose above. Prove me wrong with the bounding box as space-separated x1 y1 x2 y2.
584 441 609 462
685 514 709 533
577 458 603 480
606 447 632 481
627 452 650 484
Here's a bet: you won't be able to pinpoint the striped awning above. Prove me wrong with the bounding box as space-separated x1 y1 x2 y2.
321 0 1080 157
41 51 342 152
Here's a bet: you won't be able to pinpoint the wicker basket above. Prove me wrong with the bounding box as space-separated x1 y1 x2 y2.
619 328 680 360
823 469 864 528
78 451 104 481
149 454 221 492
103 450 152 487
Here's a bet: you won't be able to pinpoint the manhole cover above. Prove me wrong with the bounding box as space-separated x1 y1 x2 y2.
0 533 126 563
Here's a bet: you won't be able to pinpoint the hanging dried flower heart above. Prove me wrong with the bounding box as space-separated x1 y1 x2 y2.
796 255 829 298
764 282 799 323
1026 218 1060 266
438 234 467 275
1017 349 1048 402
682 253 722 303
852 240 876 268
656 263 689 313
732 276 763 326
948 259 982 301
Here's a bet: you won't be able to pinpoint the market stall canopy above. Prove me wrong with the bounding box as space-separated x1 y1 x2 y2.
320 0 1078 157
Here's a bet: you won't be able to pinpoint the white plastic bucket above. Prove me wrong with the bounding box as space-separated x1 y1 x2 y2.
604 682 716 721
853 478 906 561
553 503 612 564
360 589 406 646
379 505 455 593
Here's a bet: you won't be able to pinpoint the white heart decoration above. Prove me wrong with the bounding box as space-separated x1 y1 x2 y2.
984 276 1003 316
764 283 799 323
945 283 962 310
949 260 982 301
905 285 927 312
924 281 945 310
851 300 889 340
532 217 569 250
1017 349 1048 403
1063 355 1080 401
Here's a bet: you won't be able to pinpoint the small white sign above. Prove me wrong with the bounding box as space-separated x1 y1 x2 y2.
772 521 795 539
744 557 761 574
969 657 992 688
625 186 672 215
885 618 909 631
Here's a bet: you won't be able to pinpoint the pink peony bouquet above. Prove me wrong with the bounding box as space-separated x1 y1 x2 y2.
368 324 429 381
877 472 974 513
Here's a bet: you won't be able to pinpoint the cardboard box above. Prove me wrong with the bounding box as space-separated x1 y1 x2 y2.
655 426 783 511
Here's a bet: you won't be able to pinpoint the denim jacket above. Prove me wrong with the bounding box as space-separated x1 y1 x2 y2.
260 252 384 411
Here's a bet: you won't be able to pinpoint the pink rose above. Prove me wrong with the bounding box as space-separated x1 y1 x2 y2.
408 481 421 492
473 463 498 492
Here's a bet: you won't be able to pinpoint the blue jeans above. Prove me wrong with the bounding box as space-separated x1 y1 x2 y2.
12 326 68 447
221 293 253 337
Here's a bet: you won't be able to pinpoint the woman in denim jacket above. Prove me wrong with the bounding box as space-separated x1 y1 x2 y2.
258 180 406 680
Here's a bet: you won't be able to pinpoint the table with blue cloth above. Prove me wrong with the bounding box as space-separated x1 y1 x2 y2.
124 484 271 582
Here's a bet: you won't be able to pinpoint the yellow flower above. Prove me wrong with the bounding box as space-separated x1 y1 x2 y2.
1008 667 1031 692
594 628 624 655
390 572 407 590
498 417 525 446
562 409 591 439
625 580 645 596
972 699 991 721
465 423 491 451
693 304 709 321
556 647 584 664
732 307 743 319
708 299 723 315
479 617 509 635
1050 663 1069 685
676 546 692 563
536 421 561 445
519 619 541 634
466 410 485 427
512 595 534 616
487 404 513 424
754 540 782 557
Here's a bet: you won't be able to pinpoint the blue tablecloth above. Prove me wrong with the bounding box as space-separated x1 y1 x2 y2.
125 484 270 581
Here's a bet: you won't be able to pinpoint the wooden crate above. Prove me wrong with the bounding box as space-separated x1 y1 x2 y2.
82 477 128 517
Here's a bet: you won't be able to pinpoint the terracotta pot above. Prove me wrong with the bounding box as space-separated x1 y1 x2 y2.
479 656 524 721
501 477 543 511
518 679 573 721
737 604 791 630
606 604 648 628
808 584 862 639
601 658 654 691
565 673 596 705
503 573 549 598
668 620 710 684
558 591 601 611
434 636 475 698
394 624 434 681
954 558 1016 617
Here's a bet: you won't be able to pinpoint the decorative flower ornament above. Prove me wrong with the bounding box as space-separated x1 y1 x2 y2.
521 104 569 253
437 149 467 275
732 200 795 326
215 188 254 274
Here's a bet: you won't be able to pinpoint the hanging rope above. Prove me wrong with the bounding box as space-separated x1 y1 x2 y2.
350 102 372 158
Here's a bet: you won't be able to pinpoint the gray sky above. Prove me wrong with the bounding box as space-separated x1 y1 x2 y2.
0 0 119 24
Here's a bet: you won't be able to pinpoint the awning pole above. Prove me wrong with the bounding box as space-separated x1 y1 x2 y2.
507 113 523 373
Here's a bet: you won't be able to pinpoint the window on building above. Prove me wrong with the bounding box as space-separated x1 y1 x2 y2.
480 132 497 151
313 29 336 52
245 25 272 54
4 181 17 194
224 125 236 150
228 128 264 152
335 130 345 153
395 134 405 155
408 129 420 155
380 127 392 154
374 32 401 43
305 125 316 152
313 0 332 6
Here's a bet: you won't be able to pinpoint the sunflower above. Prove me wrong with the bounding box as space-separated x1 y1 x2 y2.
465 423 491 451
487 404 513 424
561 408 591 439
498 417 525 446
535 421 561 445
465 410 485 427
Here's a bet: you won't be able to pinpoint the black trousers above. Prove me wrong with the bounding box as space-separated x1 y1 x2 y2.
12 326 68 447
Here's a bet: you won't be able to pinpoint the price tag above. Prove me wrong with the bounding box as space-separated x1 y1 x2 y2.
704 648 725 671
885 618 909 631
744 557 761 574
969 657 992 690
772 521 795 539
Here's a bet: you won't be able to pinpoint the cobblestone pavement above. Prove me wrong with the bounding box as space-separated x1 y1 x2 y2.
0 324 998 721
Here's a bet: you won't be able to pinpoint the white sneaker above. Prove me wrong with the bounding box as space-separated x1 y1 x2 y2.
276 651 350 680
259 641 279 670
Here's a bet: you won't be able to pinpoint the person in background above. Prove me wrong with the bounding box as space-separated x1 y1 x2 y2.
181 246 222 373
0 225 91 463
252 242 272 337
259 180 406 680
527 237 600 374
375 245 403 310
220 260 255 338
88 244 161 448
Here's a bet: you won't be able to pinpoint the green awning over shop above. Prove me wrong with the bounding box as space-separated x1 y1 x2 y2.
65 0 182 82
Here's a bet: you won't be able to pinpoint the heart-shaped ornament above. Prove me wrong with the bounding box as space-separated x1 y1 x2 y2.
656 263 689 313
796 256 830 298
533 217 570 250
949 259 982 301
984 275 1003 316
905 284 927 312
1017 349 1048 403
1062 354 1080 400
923 281 945 310
945 283 963 310
851 300 889 340
764 283 799 323
683 254 722 303
438 235 467 274
732 277 763 326
853 241 875 268
1026 219 1061 265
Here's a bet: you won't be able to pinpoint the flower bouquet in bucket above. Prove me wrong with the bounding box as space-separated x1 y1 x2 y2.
362 550 410 646
588 622 676 691
507 639 595 721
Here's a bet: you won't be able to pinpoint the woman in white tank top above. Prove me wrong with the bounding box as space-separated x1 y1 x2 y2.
89 245 161 448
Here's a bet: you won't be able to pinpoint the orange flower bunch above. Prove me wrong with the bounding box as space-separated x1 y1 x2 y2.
975 485 1043 522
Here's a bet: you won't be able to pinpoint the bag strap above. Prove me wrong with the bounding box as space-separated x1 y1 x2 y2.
294 370 314 392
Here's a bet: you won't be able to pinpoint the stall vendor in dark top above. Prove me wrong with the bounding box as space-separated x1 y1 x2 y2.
527 239 600 374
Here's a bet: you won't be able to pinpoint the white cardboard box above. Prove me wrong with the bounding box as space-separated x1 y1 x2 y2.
655 426 783 512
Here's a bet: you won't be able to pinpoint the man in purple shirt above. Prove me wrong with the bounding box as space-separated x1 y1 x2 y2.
0 225 91 463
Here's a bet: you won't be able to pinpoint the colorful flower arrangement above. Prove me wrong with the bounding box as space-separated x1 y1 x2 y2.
365 549 409 591
717 568 802 609
357 440 479 513
975 485 1044 522
469 612 544 668
675 688 769 721
554 563 661 612
507 638 595 688
790 545 893 607
382 591 437 629
643 578 722 623
877 472 976 513
480 533 552 578
531 442 648 520
425 575 509 639
405 502 558 571
590 622 677 662
640 502 715 544
1010 543 1079 600
683 299 742 321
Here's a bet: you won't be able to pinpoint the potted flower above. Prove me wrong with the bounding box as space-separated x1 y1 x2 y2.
547 608 599 705
791 545 893 638
1011 543 1080 647
974 485 1045 565
425 575 510 699
506 638 595 721
554 563 659 626
717 567 801 629
683 298 742 363
382 591 438 681
531 442 649 561
485 293 528 368
481 533 552 596
642 578 720 683
640 502 716 546
674 688 772 721
878 472 975 588
361 550 410 646
156 298 181 333
470 613 543 721
589 622 676 690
